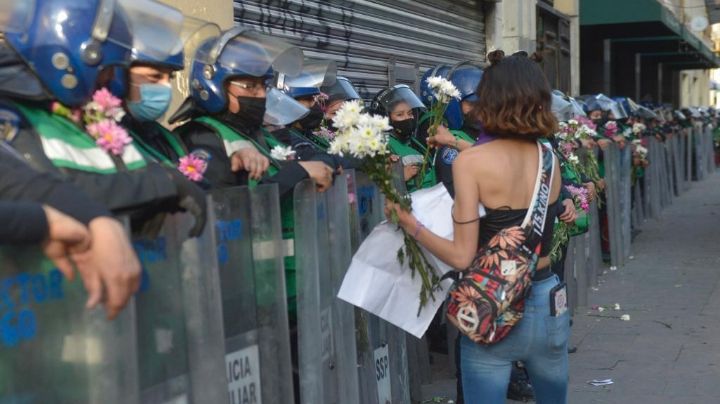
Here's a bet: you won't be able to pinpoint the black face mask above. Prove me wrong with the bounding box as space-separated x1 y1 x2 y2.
232 96 266 130
392 118 416 142
297 105 324 130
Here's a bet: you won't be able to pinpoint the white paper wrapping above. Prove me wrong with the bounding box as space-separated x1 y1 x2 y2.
337 183 485 338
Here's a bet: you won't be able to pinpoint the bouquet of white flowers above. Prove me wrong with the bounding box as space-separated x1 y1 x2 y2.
329 100 441 311
417 76 461 187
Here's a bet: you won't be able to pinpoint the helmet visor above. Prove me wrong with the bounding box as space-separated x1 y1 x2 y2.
0 0 35 33
196 28 303 77
377 85 426 117
551 92 572 121
284 59 337 89
635 106 658 120
113 0 185 61
321 77 360 102
265 87 309 125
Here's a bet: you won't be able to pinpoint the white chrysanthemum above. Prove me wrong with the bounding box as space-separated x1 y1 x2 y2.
632 123 646 134
370 114 392 132
270 145 296 161
332 99 364 130
427 76 461 103
568 154 580 164
426 75 444 88
558 122 569 130
568 119 578 126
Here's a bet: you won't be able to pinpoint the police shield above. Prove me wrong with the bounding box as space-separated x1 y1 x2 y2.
0 226 138 404
294 176 360 404
211 184 294 404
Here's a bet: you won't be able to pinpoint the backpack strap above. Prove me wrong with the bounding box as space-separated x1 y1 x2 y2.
520 141 556 247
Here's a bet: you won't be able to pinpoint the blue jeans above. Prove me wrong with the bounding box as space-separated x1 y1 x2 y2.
460 275 570 404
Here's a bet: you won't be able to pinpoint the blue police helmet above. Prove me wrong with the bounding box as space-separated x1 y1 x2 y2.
109 17 221 99
287 86 321 99
188 26 304 114
285 59 337 100
420 61 484 129
4 0 187 108
319 76 360 103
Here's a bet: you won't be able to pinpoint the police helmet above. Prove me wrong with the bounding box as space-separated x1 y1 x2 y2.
4 0 186 107
419 61 483 129
188 26 304 114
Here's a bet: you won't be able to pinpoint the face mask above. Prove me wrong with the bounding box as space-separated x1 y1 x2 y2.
127 83 173 122
297 105 324 130
233 96 267 129
392 118 416 141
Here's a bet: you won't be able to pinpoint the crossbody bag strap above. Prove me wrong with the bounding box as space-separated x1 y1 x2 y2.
520 141 556 247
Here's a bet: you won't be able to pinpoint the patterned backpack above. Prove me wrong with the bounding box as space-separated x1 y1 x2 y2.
446 142 556 344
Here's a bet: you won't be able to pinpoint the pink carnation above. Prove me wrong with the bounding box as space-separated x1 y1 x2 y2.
91 87 123 112
577 116 596 131
178 154 208 182
604 121 618 138
87 120 132 155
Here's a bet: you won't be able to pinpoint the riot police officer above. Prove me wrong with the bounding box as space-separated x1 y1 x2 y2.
418 62 484 196
1 0 207 238
370 84 436 191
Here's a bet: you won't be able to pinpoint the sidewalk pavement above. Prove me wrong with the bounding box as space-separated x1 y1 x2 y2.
422 172 720 404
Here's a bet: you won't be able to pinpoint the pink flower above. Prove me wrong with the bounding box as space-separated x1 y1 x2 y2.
51 102 82 124
178 154 208 182
91 87 123 112
87 120 132 155
604 121 618 138
577 116 596 131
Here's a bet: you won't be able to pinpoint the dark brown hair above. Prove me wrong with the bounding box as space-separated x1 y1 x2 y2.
472 50 557 138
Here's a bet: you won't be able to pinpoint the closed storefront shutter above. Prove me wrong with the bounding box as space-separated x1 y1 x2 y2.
234 0 486 98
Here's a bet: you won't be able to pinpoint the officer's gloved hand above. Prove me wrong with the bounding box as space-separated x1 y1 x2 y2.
167 169 208 237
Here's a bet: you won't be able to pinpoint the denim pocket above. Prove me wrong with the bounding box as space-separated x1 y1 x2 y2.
545 312 570 352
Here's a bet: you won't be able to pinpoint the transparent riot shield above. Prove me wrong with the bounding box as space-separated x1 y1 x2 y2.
175 204 228 404
353 171 384 245
563 237 577 314
211 185 294 404
605 144 625 268
0 223 138 404
619 146 632 260
706 126 715 176
294 177 360 404
588 198 602 287
693 126 705 181
685 129 693 188
347 169 411 404
134 206 226 404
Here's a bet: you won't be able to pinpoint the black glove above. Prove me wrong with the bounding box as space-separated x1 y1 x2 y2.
167 168 208 238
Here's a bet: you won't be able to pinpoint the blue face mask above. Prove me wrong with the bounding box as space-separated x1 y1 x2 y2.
127 83 173 122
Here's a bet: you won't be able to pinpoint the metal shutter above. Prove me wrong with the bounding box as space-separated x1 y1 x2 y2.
234 0 486 99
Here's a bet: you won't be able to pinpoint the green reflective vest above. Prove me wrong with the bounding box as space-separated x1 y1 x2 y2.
387 135 437 191
13 102 147 173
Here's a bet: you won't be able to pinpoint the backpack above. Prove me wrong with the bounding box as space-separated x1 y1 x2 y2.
446 141 556 344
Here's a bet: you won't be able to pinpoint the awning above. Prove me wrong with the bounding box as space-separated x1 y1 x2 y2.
580 0 719 68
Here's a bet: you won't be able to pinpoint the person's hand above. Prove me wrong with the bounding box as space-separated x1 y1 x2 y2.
612 135 626 149
427 125 456 149
299 161 334 192
231 148 270 180
384 199 414 229
596 178 606 191
168 169 207 237
404 164 420 181
581 138 597 149
69 217 141 320
584 182 596 202
597 138 612 149
559 199 577 224
41 205 91 280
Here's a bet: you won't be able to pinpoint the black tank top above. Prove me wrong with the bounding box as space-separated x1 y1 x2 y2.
479 200 561 257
